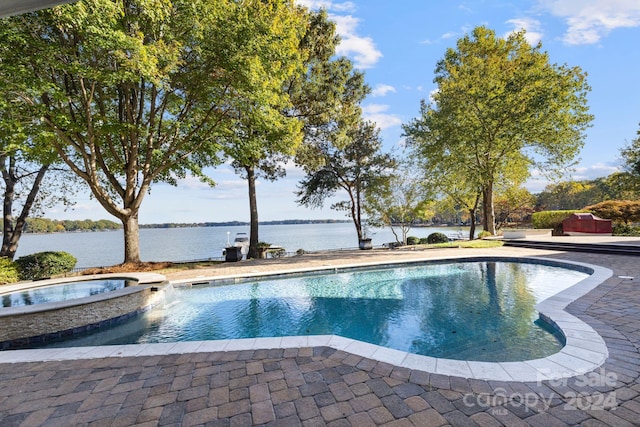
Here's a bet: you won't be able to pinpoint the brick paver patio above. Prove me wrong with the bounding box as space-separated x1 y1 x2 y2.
0 245 639 426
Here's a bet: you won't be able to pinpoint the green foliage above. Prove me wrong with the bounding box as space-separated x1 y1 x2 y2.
583 200 640 224
0 0 307 264
0 257 20 284
406 236 420 245
531 210 587 229
457 240 504 248
477 231 493 239
427 232 449 244
533 178 625 211
24 218 121 233
494 186 535 229
612 223 640 236
16 251 77 280
365 160 434 245
428 239 504 249
297 119 395 243
403 26 593 235
618 125 640 194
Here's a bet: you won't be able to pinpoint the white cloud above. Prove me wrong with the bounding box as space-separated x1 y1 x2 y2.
371 84 396 97
505 18 544 45
177 175 214 190
525 162 620 192
295 0 356 12
332 15 383 69
296 0 382 69
362 104 403 130
458 3 474 14
428 88 439 104
571 163 620 180
536 0 640 45
421 26 472 46
441 31 460 40
203 179 252 200
331 1 356 12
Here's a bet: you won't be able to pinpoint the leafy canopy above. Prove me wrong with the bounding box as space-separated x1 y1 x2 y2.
403 26 593 233
0 0 308 263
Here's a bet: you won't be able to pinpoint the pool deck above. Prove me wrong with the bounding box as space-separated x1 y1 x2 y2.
1 241 640 426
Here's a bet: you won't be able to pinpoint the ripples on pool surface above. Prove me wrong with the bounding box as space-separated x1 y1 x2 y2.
39 261 588 362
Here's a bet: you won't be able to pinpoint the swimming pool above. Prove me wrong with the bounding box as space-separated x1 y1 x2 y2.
0 278 135 308
37 259 589 362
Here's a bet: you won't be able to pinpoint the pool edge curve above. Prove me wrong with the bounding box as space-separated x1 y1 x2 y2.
0 255 611 382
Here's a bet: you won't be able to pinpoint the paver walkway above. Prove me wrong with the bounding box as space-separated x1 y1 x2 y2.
1 246 640 426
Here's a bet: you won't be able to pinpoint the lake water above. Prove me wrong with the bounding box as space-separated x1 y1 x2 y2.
13 223 471 269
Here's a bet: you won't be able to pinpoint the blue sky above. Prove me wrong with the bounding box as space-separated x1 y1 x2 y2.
48 0 640 224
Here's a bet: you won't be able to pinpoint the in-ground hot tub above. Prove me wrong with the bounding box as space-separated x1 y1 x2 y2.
0 273 169 349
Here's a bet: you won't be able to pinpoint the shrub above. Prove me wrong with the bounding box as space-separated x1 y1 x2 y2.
531 210 587 229
613 223 640 236
477 231 493 239
0 257 20 284
418 237 429 244
406 236 420 245
584 200 640 224
16 251 77 280
427 232 449 244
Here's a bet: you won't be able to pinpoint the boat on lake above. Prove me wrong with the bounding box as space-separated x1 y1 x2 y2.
233 232 249 255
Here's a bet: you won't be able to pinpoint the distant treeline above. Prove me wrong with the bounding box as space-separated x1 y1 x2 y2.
19 218 350 233
23 218 122 233
139 219 350 229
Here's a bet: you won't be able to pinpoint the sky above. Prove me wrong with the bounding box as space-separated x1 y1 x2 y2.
46 0 640 224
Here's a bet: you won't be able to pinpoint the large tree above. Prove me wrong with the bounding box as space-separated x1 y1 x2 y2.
223 109 302 259
221 8 358 259
403 26 593 235
296 119 395 243
0 0 306 264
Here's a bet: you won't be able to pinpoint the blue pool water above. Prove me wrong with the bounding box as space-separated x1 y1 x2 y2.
37 260 588 362
0 279 135 308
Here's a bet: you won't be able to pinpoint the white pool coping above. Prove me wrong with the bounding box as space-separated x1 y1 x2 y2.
0 272 167 317
0 256 611 382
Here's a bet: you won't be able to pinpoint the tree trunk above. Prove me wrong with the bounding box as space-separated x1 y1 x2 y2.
246 165 260 259
468 210 477 240
122 214 141 264
482 183 496 235
1 156 49 260
347 187 363 242
1 155 17 259
352 181 364 242
468 193 481 240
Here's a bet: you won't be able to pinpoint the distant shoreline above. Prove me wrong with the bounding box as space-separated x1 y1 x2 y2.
23 219 467 234
24 219 351 234
139 219 352 229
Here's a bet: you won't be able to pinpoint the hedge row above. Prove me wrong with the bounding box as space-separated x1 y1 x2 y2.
531 210 589 229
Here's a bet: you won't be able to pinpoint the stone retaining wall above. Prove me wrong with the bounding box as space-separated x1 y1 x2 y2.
0 284 166 347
